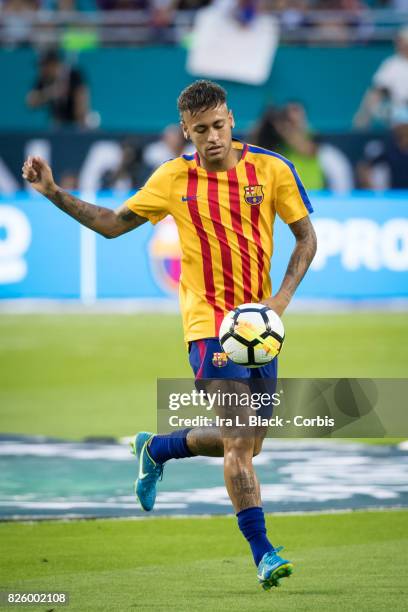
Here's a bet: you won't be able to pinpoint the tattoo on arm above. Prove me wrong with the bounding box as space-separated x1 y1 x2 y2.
115 204 148 235
51 188 100 224
118 208 137 223
50 188 118 237
278 216 317 303
48 188 147 238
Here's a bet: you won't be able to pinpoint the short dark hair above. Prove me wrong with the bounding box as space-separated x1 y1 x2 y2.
177 80 227 117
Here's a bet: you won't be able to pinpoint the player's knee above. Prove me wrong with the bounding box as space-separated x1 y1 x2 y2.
223 436 255 460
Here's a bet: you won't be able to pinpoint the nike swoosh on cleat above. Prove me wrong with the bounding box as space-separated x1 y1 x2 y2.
138 468 149 480
138 443 150 479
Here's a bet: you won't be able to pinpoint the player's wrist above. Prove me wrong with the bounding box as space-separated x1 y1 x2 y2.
263 293 290 316
44 182 59 199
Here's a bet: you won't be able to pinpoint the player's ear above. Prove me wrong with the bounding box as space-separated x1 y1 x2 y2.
229 110 235 129
181 122 189 140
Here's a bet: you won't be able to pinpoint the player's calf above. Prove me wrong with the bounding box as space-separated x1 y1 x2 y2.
223 436 293 589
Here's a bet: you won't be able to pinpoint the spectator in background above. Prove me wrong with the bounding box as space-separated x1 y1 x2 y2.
273 0 309 34
2 0 38 48
292 0 370 45
357 121 408 190
142 124 195 172
26 49 90 128
251 102 353 192
311 0 353 44
354 26 408 129
101 139 142 191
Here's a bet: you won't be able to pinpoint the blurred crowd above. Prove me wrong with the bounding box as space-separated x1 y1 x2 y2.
251 101 354 192
49 109 407 193
1 0 406 13
1 0 408 48
251 99 408 191
99 125 194 191
2 0 407 192
18 21 408 192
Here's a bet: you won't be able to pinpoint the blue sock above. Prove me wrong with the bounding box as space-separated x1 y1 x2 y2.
237 506 274 566
148 429 195 464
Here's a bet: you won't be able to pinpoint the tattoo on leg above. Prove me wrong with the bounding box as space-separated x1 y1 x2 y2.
230 470 260 510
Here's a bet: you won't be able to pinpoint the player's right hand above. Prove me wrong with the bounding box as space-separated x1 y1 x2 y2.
22 156 56 196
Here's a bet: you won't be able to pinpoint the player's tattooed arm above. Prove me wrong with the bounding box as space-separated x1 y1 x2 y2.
263 215 317 316
49 190 147 238
112 203 148 237
22 155 147 238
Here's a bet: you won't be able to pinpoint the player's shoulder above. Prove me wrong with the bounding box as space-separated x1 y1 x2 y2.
246 143 296 173
146 157 187 185
153 155 195 177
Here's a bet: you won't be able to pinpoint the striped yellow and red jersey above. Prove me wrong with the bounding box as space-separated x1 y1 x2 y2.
126 140 312 343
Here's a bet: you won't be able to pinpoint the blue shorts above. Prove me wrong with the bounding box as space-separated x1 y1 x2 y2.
189 337 277 381
189 338 277 421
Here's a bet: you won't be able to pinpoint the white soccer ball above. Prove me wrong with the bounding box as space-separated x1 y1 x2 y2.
219 303 285 368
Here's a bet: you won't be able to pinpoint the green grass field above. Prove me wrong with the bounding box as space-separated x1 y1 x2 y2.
1 511 407 611
1 312 407 611
1 312 407 439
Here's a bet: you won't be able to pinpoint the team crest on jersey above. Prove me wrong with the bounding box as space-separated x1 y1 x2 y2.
212 352 228 368
244 184 264 205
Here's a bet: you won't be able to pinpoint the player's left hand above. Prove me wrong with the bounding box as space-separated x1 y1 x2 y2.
260 295 288 317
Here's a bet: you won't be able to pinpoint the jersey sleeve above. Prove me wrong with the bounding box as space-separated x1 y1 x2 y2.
124 161 172 225
274 159 313 224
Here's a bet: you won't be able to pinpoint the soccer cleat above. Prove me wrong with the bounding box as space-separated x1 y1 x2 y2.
131 432 163 512
257 546 293 590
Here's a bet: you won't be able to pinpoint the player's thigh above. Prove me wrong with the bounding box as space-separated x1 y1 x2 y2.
188 337 250 380
189 339 271 447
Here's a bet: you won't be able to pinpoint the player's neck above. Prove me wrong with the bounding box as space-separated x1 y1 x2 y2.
199 147 241 172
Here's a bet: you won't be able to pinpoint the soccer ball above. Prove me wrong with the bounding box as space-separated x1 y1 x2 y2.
219 303 285 368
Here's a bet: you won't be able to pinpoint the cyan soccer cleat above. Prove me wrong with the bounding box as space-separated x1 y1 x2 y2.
257 546 293 590
131 432 163 512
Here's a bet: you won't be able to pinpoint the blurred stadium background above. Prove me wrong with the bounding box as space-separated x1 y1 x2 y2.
0 1 407 610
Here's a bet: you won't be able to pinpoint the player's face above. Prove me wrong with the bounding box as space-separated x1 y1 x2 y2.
181 104 235 164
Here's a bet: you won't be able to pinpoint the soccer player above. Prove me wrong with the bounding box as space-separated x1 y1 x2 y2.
22 80 316 591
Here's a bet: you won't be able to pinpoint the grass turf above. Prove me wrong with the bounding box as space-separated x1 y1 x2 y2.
0 510 406 611
0 312 407 439
1 314 407 610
